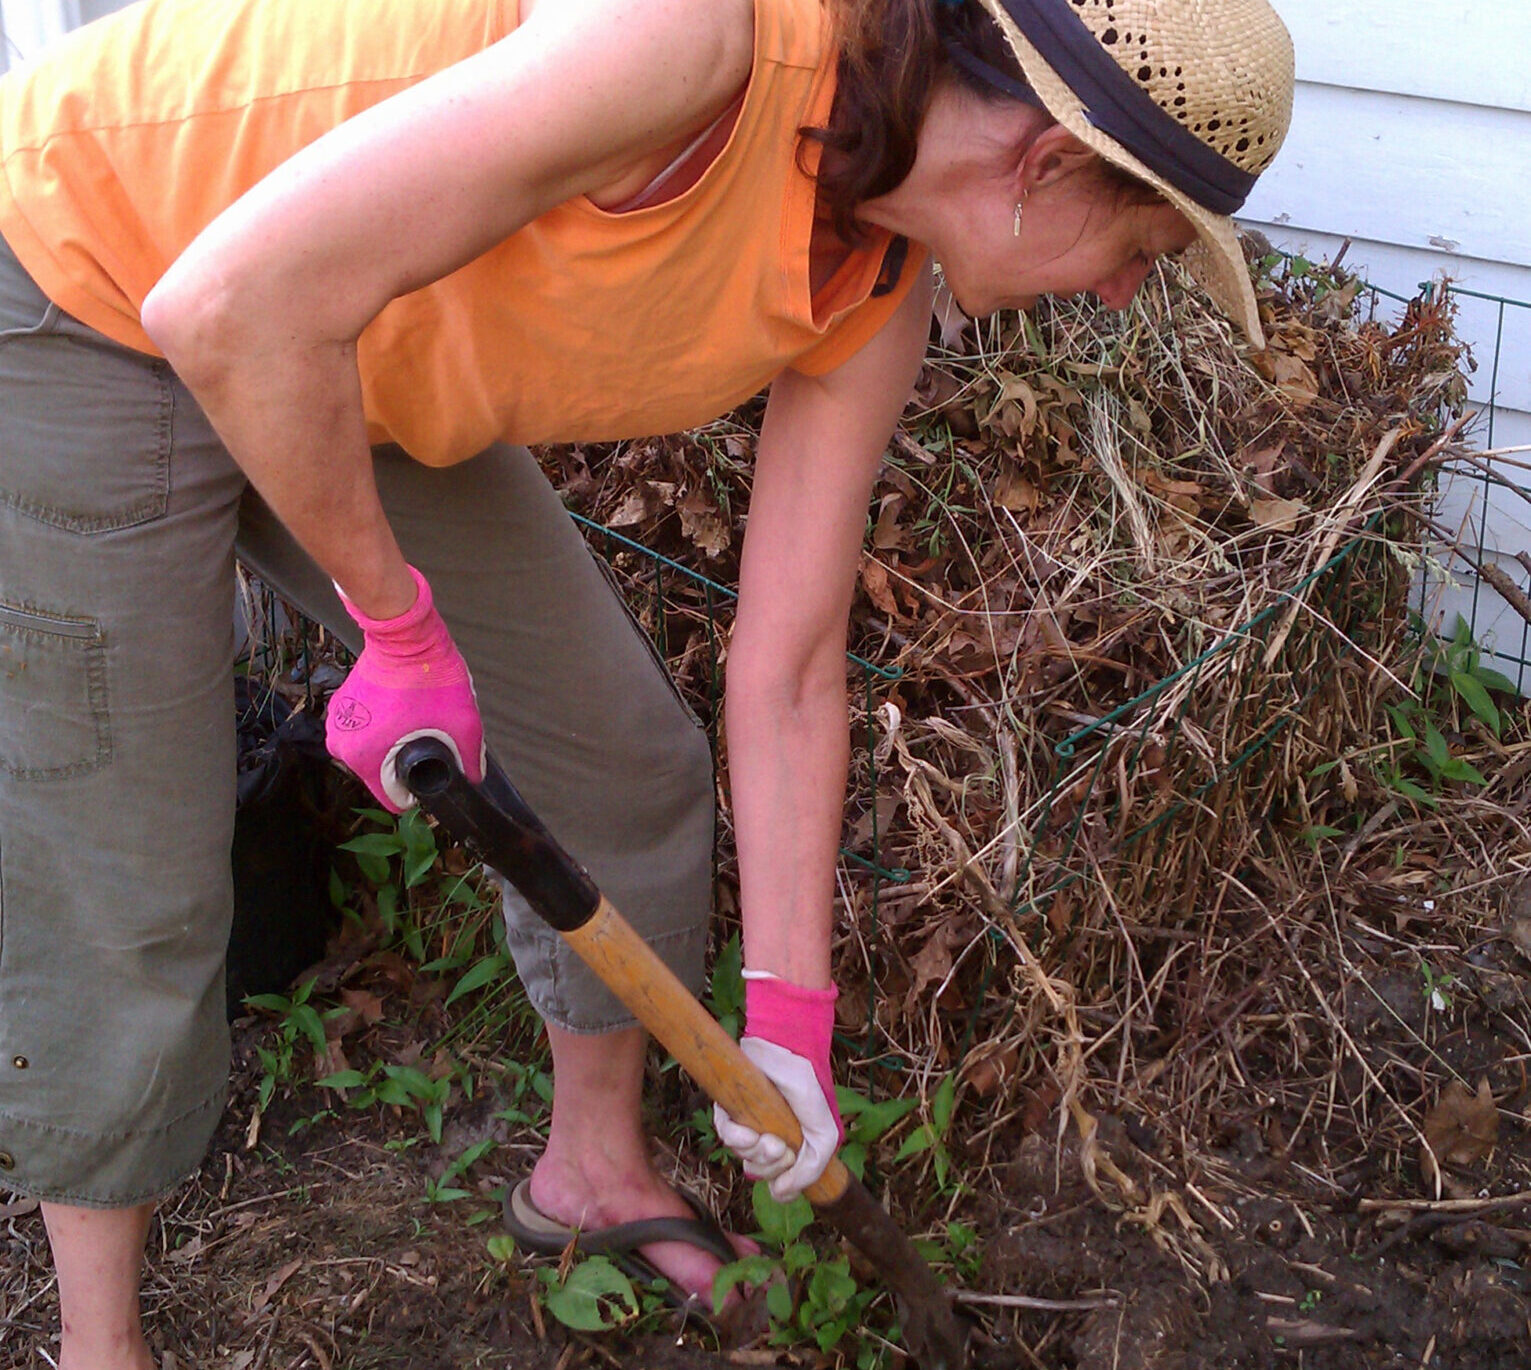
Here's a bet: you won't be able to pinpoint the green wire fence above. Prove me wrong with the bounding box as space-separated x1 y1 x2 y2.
1425 281 1531 692
1354 271 1531 692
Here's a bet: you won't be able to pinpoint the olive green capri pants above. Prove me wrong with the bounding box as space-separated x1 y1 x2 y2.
0 233 714 1206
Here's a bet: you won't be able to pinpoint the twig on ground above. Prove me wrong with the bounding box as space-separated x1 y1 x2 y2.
954 1290 1123 1312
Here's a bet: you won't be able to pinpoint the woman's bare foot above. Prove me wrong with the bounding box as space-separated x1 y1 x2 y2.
535 1022 757 1304
59 1330 157 1370
527 1152 756 1302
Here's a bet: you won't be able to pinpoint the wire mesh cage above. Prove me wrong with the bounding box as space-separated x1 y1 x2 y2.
1416 282 1531 693
232 254 1519 1077
1345 272 1531 693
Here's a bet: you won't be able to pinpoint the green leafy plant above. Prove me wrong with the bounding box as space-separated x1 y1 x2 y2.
342 804 440 887
1427 614 1515 737
423 1137 496 1205
1376 616 1511 807
835 1087 921 1181
538 1257 641 1332
438 950 511 1009
316 1060 455 1142
1297 822 1344 851
1255 249 1359 310
914 1220 983 1283
286 1106 337 1138
491 1058 554 1132
894 1073 959 1191
711 1187 813 1319
1385 702 1486 798
909 456 981 558
711 1183 897 1361
377 1064 454 1143
339 805 440 960
245 977 337 1112
707 931 745 1040
1420 959 1458 1013
796 1254 879 1353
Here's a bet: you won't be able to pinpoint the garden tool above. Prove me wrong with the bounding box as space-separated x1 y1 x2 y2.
396 737 968 1369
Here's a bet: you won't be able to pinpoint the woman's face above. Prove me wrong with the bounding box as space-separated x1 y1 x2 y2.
861 95 1199 321
939 168 1199 320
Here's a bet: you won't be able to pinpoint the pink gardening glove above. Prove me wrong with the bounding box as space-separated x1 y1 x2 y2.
325 564 485 812
714 972 844 1201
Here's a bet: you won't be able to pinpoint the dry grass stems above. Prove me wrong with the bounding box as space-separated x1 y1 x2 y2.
540 248 1530 1287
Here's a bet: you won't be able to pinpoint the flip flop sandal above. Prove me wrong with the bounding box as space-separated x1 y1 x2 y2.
502 1178 737 1313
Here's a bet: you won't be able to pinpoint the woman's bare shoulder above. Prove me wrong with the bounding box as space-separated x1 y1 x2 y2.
518 0 755 110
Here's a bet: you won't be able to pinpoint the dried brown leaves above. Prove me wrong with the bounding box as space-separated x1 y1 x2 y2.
1422 1079 1501 1194
536 250 1529 1227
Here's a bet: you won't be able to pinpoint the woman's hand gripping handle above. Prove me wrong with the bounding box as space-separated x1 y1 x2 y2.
326 564 486 811
714 973 844 1202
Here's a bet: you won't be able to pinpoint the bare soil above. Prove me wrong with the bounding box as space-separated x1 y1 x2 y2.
6 929 1528 1370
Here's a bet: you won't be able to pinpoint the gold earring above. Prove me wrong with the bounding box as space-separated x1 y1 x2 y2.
1013 199 1024 237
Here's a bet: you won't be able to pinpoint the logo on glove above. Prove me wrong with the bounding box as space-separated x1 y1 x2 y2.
330 698 374 731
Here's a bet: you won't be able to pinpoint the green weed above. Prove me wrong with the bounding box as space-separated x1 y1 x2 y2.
712 1183 885 1354
1420 959 1458 1013
490 1058 554 1132
914 1221 983 1283
1297 822 1345 851
836 1086 920 1182
893 1073 959 1192
537 1258 643 1332
423 1137 497 1206
706 931 745 1040
245 977 340 1112
709 1177 930 1365
314 1060 455 1142
1373 616 1511 807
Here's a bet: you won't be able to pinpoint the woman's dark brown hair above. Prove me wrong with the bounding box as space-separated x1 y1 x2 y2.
807 0 1034 245
808 0 1160 245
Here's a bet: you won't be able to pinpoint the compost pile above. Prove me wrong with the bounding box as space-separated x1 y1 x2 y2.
542 248 1531 1324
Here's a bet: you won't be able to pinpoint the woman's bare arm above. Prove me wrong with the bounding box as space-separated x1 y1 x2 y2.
727 264 934 984
141 0 755 615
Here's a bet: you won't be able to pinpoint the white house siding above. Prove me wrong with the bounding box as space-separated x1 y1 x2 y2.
0 0 68 71
1244 2 1531 690
1 0 128 69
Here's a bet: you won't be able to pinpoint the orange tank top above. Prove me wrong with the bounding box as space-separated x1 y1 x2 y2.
0 0 923 465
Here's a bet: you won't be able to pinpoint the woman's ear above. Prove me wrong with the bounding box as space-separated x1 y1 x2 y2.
1016 126 1097 195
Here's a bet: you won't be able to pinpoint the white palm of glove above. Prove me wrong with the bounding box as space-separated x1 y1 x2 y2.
714 1037 839 1203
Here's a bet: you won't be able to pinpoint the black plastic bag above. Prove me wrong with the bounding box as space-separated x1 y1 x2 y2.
226 680 344 1019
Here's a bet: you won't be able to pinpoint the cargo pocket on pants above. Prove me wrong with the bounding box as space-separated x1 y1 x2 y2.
0 602 109 779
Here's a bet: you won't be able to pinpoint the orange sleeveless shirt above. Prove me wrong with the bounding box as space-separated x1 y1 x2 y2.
0 0 923 466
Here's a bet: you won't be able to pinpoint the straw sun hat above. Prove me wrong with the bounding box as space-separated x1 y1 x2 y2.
967 0 1295 348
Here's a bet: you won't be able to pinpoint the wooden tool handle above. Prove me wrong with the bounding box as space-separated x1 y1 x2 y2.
564 896 851 1206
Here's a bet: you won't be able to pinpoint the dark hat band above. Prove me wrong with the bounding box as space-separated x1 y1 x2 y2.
986 0 1257 215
